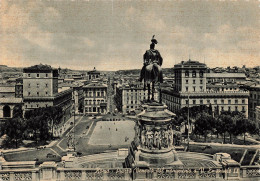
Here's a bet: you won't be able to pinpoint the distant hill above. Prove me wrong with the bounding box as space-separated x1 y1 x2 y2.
0 65 23 73
115 68 174 75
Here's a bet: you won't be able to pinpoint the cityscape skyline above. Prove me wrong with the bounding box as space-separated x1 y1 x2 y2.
1 0 259 71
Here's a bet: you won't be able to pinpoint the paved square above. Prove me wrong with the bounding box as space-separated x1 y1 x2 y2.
88 121 135 145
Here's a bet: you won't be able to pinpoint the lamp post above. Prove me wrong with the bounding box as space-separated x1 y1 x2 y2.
187 94 190 151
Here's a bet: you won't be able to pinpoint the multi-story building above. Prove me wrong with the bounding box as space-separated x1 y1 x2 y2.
242 84 260 121
87 67 100 81
72 83 84 114
83 82 107 115
206 71 246 84
162 60 249 117
15 78 23 98
115 83 158 114
23 64 73 122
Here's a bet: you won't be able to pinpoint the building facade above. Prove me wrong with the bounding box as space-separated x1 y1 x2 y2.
243 85 260 121
83 82 107 115
22 64 73 122
115 83 158 114
23 64 59 109
162 60 249 117
87 67 100 81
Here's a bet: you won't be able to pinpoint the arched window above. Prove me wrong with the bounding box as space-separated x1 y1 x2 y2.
199 71 204 78
3 105 11 118
185 71 189 77
192 71 196 77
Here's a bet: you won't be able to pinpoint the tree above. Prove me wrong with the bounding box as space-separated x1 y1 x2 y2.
236 118 258 144
194 112 213 142
4 117 25 148
45 106 63 138
217 111 233 143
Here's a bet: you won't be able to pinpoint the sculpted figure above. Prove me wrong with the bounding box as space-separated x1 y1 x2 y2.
139 35 163 102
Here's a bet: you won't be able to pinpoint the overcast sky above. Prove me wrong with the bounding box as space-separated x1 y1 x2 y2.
0 0 259 70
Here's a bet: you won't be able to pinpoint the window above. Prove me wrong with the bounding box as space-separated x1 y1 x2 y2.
28 83 31 88
228 106 231 111
242 99 245 104
193 100 196 104
28 74 31 77
200 100 203 104
186 80 188 84
200 80 203 84
235 106 238 111
46 84 48 88
97 100 100 104
37 74 39 77
242 106 245 112
193 87 196 92
228 100 231 104
185 71 189 77
89 100 92 105
46 104 48 107
28 92 31 96
200 86 203 91
186 87 188 92
192 71 196 77
25 105 27 108
46 74 48 77
186 100 189 105
97 92 100 97
235 99 238 104
221 99 224 104
93 100 96 105
46 92 48 95
37 92 39 96
199 71 204 78
37 83 39 88
36 104 39 108
221 106 224 111
193 80 196 84
214 100 217 104
207 100 210 104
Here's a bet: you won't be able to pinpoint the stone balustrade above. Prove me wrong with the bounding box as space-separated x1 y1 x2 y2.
0 164 260 180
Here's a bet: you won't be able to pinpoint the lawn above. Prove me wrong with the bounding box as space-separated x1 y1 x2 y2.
88 121 135 146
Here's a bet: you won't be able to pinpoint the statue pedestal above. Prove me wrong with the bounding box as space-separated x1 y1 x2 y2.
125 102 183 169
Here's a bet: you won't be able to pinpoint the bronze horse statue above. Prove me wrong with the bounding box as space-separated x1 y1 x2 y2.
139 36 163 102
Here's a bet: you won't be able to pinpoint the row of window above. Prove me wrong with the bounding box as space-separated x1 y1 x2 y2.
27 83 48 88
85 99 105 105
27 92 49 96
85 107 105 113
185 86 204 92
184 70 204 78
86 91 105 97
25 104 49 108
185 79 203 84
186 99 245 105
28 73 49 78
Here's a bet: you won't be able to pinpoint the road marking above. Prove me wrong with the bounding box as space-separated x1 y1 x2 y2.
86 121 94 137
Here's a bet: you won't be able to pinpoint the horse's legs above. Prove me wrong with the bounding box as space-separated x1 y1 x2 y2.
151 82 155 101
147 83 150 101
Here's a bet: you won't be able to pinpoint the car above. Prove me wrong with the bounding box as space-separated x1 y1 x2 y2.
46 153 56 158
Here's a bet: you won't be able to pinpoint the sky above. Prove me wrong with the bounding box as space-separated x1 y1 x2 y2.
0 0 259 71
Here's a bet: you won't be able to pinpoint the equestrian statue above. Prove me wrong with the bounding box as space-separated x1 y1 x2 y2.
139 35 163 103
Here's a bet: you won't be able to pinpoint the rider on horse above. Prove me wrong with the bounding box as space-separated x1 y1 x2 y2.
139 35 163 84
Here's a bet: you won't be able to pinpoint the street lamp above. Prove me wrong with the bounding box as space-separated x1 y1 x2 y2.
187 94 190 151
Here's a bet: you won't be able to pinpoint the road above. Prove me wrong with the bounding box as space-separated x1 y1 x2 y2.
3 114 132 163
